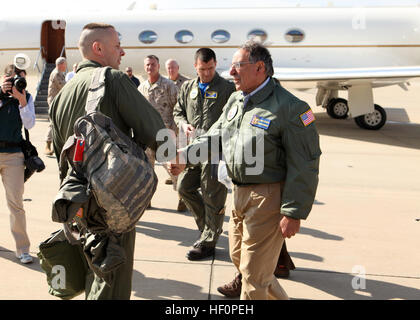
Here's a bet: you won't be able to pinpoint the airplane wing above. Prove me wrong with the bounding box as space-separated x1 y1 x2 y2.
271 66 420 82
221 66 420 88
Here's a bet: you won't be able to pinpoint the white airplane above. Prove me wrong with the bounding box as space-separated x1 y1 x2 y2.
2 5 420 130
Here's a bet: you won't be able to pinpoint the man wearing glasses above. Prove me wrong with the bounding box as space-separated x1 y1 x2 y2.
170 42 320 299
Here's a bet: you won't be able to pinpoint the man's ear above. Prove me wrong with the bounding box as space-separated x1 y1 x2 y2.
256 61 264 72
92 41 102 56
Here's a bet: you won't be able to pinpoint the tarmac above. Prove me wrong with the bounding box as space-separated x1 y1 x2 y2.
0 79 419 300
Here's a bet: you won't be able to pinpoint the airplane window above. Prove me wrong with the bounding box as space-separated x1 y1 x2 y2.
175 30 194 44
247 29 267 43
139 30 158 44
211 30 230 43
285 29 305 43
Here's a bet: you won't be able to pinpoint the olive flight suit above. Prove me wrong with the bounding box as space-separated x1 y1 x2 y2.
50 60 168 300
173 72 235 248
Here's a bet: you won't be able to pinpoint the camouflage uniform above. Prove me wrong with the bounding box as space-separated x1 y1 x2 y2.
169 73 189 91
139 75 179 187
173 72 235 248
46 68 66 142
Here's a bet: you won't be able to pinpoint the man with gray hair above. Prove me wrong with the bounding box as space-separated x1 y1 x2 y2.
45 56 67 155
165 58 189 91
170 41 320 299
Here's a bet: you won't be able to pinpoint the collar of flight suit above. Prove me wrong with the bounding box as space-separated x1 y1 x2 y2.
193 72 222 90
242 77 276 107
77 60 103 72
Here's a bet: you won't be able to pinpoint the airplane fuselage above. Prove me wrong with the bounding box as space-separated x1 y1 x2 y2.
1 7 420 77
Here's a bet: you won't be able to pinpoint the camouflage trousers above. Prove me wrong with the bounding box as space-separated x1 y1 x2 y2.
177 163 227 248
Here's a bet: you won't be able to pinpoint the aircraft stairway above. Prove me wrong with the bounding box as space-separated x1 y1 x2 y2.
34 63 55 114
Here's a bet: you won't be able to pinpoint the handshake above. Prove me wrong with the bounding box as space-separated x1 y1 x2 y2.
167 151 187 176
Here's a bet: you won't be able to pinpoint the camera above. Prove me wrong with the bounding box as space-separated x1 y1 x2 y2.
5 75 27 94
24 155 45 182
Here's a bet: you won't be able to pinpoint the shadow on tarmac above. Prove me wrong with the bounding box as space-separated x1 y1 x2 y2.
136 221 229 249
0 246 43 273
132 269 209 300
290 268 420 300
315 111 420 150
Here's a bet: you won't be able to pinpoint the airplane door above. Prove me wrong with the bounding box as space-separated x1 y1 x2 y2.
41 20 66 63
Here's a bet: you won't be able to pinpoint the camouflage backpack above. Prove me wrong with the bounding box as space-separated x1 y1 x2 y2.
59 67 157 234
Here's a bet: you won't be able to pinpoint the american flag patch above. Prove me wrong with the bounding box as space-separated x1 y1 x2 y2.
300 109 315 126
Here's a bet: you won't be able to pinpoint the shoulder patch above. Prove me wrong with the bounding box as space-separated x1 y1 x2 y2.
300 109 315 126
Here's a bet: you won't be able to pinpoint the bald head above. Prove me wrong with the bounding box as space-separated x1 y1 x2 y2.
78 23 125 69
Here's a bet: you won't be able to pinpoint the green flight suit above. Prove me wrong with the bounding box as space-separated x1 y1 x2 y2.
173 72 235 247
182 78 321 220
50 60 167 300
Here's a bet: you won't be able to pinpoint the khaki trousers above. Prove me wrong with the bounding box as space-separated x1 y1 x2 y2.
0 152 30 256
229 182 288 300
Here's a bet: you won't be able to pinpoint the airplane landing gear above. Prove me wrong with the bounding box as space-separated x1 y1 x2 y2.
326 98 349 119
354 104 387 130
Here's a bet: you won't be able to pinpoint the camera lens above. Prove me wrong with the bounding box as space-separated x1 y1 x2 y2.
14 76 27 93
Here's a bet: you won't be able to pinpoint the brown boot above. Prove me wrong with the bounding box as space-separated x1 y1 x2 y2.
217 273 242 298
44 141 53 156
177 199 187 212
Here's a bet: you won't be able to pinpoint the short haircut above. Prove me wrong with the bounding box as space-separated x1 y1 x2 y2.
145 55 159 63
194 48 216 63
240 41 274 77
78 23 116 57
165 59 178 67
56 57 66 65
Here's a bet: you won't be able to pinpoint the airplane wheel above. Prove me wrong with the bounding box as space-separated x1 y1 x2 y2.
354 104 387 130
326 98 349 119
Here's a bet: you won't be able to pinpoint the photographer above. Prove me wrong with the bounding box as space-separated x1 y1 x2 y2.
0 64 35 264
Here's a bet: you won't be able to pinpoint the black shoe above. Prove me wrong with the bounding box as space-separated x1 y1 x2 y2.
186 244 215 261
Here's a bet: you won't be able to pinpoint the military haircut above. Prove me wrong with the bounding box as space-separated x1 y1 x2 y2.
194 48 216 63
56 57 66 66
240 41 274 77
78 23 116 57
145 55 159 63
165 59 179 67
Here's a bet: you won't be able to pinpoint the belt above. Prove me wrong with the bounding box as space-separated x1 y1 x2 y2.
231 180 256 187
0 141 21 148
232 180 284 187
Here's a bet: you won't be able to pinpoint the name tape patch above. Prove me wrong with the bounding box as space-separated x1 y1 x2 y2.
250 115 271 130
205 91 218 99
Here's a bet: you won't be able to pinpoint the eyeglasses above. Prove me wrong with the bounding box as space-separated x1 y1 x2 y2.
231 61 254 69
